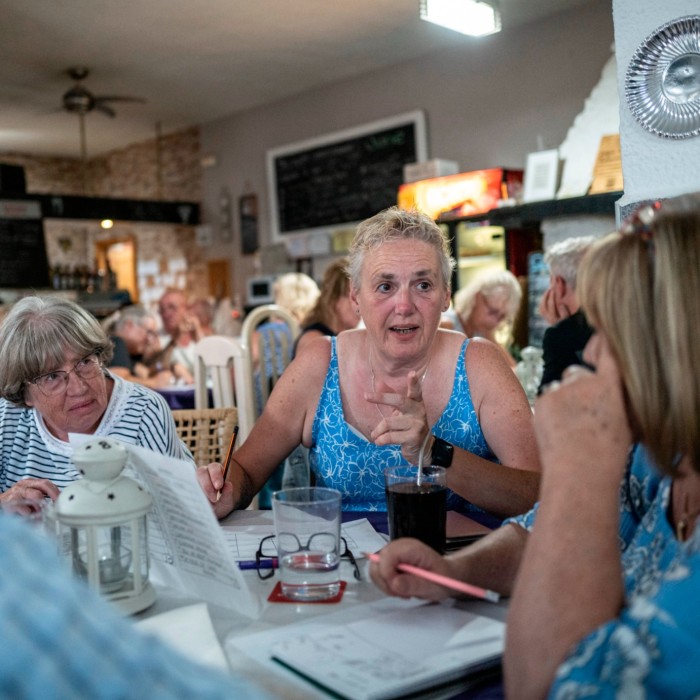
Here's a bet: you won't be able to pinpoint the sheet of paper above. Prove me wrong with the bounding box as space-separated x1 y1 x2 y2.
221 517 387 561
135 603 229 671
226 597 504 700
127 443 259 617
270 604 503 700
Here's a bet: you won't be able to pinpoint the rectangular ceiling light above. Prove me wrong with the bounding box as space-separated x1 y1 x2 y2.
420 0 501 37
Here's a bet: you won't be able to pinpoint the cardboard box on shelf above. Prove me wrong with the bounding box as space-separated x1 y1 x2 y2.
403 159 459 183
588 134 623 194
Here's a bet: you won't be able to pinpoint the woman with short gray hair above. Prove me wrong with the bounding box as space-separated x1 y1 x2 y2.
0 296 191 509
199 206 540 519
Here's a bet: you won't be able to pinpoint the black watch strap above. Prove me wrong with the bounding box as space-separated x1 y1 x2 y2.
430 436 454 468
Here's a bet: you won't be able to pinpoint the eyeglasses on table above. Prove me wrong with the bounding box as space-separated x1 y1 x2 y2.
255 533 361 582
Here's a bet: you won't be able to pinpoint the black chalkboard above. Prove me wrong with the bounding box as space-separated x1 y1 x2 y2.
269 112 426 237
0 200 50 288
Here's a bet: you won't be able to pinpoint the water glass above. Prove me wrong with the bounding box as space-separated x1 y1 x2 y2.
271 487 342 602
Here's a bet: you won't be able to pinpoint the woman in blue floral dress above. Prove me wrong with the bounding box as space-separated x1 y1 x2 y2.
198 207 541 519
370 194 700 698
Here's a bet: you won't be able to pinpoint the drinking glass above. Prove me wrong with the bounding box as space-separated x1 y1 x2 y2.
384 465 447 553
271 487 342 601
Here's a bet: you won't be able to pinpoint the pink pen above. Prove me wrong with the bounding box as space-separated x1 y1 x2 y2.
366 551 500 604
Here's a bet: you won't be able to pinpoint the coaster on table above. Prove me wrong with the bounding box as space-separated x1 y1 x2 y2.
267 580 347 604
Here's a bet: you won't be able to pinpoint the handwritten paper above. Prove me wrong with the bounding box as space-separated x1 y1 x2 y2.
271 602 504 700
227 597 504 700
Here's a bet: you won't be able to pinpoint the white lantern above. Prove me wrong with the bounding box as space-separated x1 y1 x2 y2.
56 437 156 615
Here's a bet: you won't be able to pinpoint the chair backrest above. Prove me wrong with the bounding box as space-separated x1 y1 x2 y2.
192 335 255 444
171 407 238 466
240 304 300 416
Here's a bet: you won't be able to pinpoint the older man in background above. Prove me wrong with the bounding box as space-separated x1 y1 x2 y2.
108 304 175 389
537 235 596 393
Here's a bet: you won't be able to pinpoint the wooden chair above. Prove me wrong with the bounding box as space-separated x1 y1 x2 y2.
171 407 238 466
240 304 300 417
192 335 255 445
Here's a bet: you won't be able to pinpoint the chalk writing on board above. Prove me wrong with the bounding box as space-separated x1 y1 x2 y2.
268 111 427 239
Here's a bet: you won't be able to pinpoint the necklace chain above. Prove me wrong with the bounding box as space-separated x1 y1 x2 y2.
676 490 700 542
368 349 429 421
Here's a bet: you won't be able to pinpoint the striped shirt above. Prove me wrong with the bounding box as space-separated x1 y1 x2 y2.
0 373 192 492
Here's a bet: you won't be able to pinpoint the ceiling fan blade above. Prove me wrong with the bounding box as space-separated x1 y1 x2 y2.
93 102 116 118
94 96 147 104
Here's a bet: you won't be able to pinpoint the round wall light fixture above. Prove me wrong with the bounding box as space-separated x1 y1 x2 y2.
625 15 700 139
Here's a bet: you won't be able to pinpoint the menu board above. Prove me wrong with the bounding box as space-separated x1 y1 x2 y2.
0 199 50 288
267 111 427 240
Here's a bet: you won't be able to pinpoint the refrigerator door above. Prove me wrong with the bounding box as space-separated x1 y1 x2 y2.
452 222 506 289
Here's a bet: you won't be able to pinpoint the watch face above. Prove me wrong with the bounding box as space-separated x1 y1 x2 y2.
432 437 454 468
625 15 700 139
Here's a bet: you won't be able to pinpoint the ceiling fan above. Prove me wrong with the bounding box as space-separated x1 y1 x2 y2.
61 66 146 164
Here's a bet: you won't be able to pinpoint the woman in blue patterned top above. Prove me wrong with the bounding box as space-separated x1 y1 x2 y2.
200 207 540 518
0 296 192 511
370 195 700 698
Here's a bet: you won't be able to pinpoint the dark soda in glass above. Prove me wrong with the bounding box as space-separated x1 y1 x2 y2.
386 481 447 553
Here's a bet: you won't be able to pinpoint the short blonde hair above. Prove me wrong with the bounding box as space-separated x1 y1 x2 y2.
453 269 522 340
273 273 320 322
579 194 700 475
347 207 454 290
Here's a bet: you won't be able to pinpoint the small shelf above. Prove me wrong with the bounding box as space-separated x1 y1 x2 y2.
438 191 622 228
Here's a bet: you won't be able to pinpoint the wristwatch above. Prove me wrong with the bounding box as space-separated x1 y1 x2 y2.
430 436 454 468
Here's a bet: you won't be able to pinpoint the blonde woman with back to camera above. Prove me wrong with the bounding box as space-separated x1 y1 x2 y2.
198 207 540 520
370 194 700 698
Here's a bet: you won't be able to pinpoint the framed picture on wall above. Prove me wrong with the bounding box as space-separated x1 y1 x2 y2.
522 149 561 203
240 194 259 255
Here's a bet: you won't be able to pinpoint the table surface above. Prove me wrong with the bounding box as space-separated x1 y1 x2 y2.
136 509 506 700
155 383 216 410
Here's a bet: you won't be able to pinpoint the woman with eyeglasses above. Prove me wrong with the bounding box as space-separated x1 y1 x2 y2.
370 194 700 698
441 268 522 368
0 296 191 509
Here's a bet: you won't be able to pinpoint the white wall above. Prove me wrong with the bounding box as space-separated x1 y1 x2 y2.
201 1 614 297
613 0 700 206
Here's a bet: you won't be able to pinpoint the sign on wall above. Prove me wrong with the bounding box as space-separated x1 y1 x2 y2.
267 111 427 241
0 199 50 289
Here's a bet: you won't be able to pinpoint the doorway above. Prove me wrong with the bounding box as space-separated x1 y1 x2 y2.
95 236 138 303
207 259 230 300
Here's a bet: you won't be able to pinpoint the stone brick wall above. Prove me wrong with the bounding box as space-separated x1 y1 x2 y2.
1 127 208 309
1 126 201 200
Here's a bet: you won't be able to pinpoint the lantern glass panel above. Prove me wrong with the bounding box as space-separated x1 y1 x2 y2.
65 518 149 596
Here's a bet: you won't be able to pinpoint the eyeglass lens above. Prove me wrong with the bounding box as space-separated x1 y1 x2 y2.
255 535 360 581
32 352 102 395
